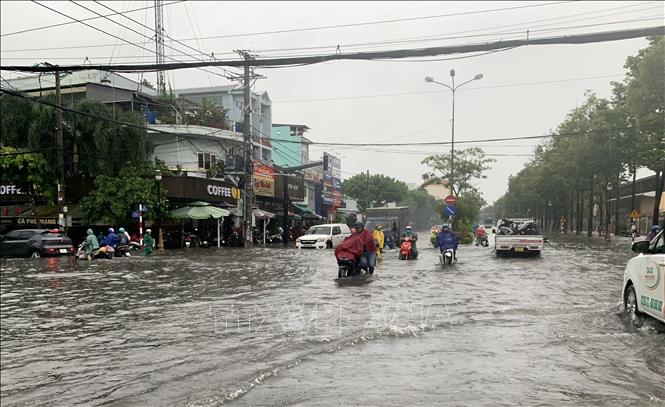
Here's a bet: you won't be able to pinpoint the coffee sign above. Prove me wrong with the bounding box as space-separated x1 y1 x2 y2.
162 176 240 204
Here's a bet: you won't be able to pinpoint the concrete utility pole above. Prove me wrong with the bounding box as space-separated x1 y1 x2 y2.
55 71 66 232
241 51 253 246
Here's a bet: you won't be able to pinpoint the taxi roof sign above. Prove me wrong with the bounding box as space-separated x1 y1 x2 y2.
630 209 639 218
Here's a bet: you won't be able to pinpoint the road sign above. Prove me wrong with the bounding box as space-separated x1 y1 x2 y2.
132 211 140 219
630 209 639 218
445 205 456 217
445 195 457 205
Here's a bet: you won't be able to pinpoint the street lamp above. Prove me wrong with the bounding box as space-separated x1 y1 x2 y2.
154 169 164 251
424 70 483 197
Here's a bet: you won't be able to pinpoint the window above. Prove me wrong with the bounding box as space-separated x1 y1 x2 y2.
197 153 217 170
18 231 36 240
332 226 341 235
651 231 664 254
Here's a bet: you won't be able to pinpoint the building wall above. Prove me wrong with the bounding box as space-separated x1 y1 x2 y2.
271 125 302 167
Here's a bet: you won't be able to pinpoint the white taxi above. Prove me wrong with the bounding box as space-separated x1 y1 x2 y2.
295 223 352 249
623 229 665 323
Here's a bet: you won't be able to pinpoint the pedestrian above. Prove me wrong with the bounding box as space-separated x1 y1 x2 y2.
645 225 660 242
142 229 155 256
630 221 637 242
372 224 384 261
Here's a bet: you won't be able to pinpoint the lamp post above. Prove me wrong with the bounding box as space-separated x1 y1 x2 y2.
425 70 483 197
155 169 164 251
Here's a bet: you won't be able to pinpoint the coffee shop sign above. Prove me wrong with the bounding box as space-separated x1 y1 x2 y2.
207 184 241 200
1 185 26 195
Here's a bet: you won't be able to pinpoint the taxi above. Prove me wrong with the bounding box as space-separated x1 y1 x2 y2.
623 229 665 323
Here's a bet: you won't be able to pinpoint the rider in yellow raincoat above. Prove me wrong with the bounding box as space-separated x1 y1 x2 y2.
372 225 385 260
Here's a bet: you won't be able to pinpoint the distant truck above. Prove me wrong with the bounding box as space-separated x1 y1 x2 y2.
493 218 543 257
365 206 410 250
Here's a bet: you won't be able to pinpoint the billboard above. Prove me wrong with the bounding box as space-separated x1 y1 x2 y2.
252 160 275 197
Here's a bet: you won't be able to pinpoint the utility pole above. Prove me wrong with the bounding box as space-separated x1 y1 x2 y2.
282 173 289 244
154 0 166 96
55 71 66 232
241 51 253 246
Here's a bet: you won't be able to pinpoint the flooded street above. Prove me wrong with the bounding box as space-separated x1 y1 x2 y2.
1 238 664 406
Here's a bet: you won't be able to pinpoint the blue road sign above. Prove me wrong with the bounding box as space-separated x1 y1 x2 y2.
445 205 456 217
131 211 140 218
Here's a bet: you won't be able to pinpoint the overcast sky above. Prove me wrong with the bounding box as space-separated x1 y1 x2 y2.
1 1 662 204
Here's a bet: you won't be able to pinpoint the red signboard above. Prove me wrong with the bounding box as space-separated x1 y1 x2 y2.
445 195 457 205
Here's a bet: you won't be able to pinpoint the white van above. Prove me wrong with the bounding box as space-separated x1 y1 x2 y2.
623 230 665 323
295 223 352 249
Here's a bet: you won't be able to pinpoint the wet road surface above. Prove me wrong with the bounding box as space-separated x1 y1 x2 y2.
1 237 663 406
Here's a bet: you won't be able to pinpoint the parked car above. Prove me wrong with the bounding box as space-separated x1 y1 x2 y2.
295 223 352 249
0 229 75 258
623 229 665 323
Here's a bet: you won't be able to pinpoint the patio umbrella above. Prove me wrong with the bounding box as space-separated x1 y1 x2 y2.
170 201 230 247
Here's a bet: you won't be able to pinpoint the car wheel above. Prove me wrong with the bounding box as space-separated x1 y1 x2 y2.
30 250 41 259
624 285 639 316
326 240 333 249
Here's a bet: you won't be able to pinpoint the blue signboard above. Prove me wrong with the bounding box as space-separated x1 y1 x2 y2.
444 205 456 217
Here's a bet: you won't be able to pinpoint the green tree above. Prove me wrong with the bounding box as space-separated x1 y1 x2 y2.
398 187 442 230
81 163 170 225
0 147 54 202
421 147 495 196
185 98 228 129
342 173 408 212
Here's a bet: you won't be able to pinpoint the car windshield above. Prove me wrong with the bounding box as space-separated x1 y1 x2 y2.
306 226 331 235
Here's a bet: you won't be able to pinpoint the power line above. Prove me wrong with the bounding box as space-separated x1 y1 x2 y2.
0 0 185 37
89 0 242 80
1 5 656 56
4 25 662 73
65 0 240 80
144 1 575 41
272 74 625 104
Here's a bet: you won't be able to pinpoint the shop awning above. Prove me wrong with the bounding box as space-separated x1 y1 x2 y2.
170 201 230 220
252 208 275 220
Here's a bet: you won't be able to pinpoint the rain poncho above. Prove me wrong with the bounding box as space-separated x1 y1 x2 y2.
372 229 384 258
101 231 117 247
436 231 459 251
142 233 155 256
335 229 376 262
84 229 99 255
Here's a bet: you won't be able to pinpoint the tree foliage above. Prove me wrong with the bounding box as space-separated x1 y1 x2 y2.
342 173 408 212
421 147 495 195
0 147 53 201
494 37 664 230
398 188 442 230
81 163 170 225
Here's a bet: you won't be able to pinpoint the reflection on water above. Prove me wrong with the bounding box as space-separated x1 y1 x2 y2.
1 240 663 406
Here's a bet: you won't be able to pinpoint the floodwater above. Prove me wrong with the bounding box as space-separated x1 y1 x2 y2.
1 237 663 406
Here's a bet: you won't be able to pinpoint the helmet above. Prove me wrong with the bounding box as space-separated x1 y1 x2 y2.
87 228 93 235
145 229 152 234
652 225 660 232
108 228 114 233
442 223 450 229
375 224 382 230
119 227 125 233
354 222 364 231
406 225 412 231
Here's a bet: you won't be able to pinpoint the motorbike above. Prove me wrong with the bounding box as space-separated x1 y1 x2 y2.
114 244 132 257
76 242 113 260
438 248 454 265
337 257 370 278
398 236 417 260
475 235 489 247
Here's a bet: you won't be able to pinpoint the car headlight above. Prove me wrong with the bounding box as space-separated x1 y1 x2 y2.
296 237 301 242
317 238 325 242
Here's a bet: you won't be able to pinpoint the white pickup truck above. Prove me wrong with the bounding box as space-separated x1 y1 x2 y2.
492 218 543 257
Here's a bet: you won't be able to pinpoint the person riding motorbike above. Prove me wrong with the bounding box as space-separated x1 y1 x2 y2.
81 228 100 259
101 227 118 247
117 227 130 246
437 224 459 262
372 224 385 260
334 222 377 275
400 225 418 258
475 226 487 245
